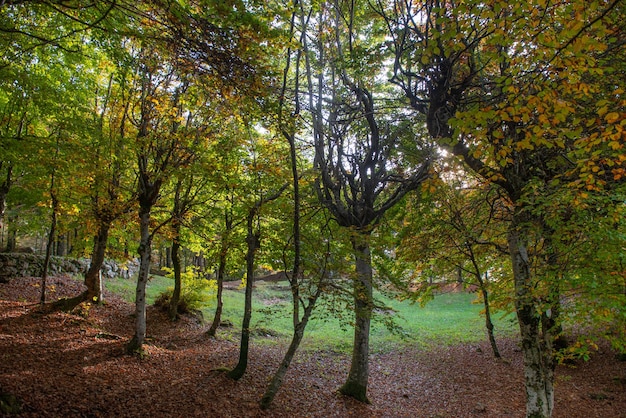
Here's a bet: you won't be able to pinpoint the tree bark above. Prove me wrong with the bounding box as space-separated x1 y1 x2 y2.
54 222 111 311
55 233 67 257
165 246 172 268
207 242 227 336
40 210 56 305
40 170 58 306
227 210 259 380
509 219 553 418
339 230 373 404
260 304 315 409
260 65 323 406
0 164 11 232
481 285 501 359
168 235 182 321
207 208 233 337
5 214 17 253
85 223 110 303
127 205 152 354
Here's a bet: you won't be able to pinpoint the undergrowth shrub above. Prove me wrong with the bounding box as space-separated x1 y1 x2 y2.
154 267 215 314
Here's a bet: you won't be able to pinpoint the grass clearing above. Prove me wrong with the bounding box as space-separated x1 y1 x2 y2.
103 275 517 352
104 274 172 305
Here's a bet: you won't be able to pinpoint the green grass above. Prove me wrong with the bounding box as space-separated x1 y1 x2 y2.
104 274 173 305
261 288 518 353
104 275 517 352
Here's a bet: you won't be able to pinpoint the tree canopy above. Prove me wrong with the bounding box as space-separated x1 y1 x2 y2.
0 1 624 417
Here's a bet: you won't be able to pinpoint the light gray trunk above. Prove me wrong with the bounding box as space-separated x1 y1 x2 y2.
509 222 553 418
340 231 373 404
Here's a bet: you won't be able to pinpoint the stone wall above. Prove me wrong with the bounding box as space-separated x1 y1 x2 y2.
0 254 139 283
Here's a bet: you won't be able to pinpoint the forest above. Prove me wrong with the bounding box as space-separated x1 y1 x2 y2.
0 1 625 417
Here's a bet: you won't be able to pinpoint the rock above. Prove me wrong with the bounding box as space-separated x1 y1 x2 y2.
0 254 131 281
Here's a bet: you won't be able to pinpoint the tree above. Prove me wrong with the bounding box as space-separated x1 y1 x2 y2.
381 0 625 415
397 167 509 358
227 127 290 379
39 139 59 305
261 3 330 403
298 0 432 402
205 181 241 337
125 44 196 353
205 200 235 336
167 163 215 320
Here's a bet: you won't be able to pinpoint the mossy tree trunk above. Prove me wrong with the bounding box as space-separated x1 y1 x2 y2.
509 217 554 418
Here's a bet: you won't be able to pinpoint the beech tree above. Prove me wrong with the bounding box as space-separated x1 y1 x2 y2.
204 141 246 336
227 132 291 380
261 4 331 402
297 0 432 402
396 167 509 358
126 46 187 353
380 0 625 416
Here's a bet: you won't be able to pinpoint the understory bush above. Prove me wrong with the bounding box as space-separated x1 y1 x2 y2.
154 267 215 314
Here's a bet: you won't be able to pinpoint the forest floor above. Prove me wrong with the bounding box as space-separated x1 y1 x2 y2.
1 275 625 418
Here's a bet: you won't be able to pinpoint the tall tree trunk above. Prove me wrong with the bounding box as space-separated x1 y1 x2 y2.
85 222 110 303
165 246 172 268
0 164 12 236
207 239 227 336
481 285 500 359
467 247 500 358
40 176 58 306
208 207 233 336
40 214 57 305
260 297 319 409
340 230 373 404
509 220 554 418
5 213 17 252
168 233 182 321
56 232 67 256
127 205 152 354
228 209 259 380
260 56 324 405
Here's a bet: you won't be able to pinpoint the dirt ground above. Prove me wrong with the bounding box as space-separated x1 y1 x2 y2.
1 275 625 417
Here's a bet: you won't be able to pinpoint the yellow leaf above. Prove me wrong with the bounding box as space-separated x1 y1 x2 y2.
605 112 620 124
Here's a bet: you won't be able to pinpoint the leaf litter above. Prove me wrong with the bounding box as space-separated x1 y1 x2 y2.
0 275 624 417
